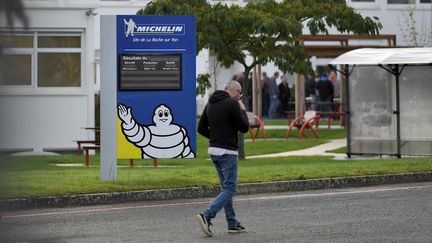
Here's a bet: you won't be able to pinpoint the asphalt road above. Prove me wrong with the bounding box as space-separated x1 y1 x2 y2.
1 182 431 243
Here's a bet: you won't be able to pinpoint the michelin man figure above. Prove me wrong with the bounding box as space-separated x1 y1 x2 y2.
117 104 195 159
123 18 136 37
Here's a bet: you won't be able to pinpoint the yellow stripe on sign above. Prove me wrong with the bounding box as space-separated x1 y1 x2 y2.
117 117 141 159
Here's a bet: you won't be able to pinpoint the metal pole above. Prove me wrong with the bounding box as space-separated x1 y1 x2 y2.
344 64 352 158
394 64 401 158
339 64 346 127
100 16 118 181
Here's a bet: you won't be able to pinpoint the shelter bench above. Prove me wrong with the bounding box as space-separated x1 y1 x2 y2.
247 112 267 141
317 112 346 129
75 140 99 155
82 145 135 167
82 145 100 167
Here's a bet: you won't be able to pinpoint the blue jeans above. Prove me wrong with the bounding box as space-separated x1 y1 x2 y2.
318 97 332 112
203 154 238 228
269 97 279 119
310 94 317 110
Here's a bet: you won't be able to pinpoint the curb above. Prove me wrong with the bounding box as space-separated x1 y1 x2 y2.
1 172 431 211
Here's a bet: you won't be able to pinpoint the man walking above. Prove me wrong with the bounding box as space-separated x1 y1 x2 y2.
197 80 250 237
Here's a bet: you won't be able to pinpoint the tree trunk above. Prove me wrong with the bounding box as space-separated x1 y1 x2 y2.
294 74 305 117
252 64 262 117
238 66 253 160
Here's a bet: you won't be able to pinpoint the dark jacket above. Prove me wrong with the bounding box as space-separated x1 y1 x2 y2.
278 82 290 104
198 90 249 151
316 79 334 100
304 76 316 97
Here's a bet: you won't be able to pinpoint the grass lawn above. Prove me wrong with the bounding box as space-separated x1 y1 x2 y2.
245 128 346 140
0 130 431 199
327 146 348 154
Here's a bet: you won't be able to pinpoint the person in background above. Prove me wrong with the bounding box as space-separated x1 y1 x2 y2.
232 72 244 88
268 71 279 119
304 72 317 110
313 72 321 110
261 72 270 118
247 71 253 111
328 69 339 100
278 74 290 118
197 80 249 237
316 73 334 113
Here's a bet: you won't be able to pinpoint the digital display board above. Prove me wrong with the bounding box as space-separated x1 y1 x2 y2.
119 54 181 90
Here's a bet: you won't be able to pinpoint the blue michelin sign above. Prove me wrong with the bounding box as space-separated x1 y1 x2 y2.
123 18 185 36
116 15 196 159
129 24 185 35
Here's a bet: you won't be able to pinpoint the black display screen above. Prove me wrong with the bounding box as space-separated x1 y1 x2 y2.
119 54 182 91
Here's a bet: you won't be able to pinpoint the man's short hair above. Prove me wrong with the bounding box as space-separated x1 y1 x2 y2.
225 80 241 92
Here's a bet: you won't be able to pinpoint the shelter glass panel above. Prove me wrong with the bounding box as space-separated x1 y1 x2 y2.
349 66 397 155
399 66 432 155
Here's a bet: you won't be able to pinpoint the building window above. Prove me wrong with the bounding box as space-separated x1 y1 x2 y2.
38 36 81 48
0 54 32 85
0 35 33 48
0 32 82 88
387 0 415 3
37 53 81 87
420 0 431 3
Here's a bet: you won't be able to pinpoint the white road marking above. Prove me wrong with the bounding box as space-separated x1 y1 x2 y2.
2 184 431 219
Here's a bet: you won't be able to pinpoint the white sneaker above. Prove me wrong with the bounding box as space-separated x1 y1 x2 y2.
196 213 213 237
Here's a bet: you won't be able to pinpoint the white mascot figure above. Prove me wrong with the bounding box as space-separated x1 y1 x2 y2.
123 18 136 37
118 104 195 158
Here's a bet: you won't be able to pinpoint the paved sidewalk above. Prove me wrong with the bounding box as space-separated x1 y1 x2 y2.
247 138 347 159
2 172 431 211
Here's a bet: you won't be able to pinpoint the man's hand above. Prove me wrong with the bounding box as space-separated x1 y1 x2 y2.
117 104 132 124
238 100 246 111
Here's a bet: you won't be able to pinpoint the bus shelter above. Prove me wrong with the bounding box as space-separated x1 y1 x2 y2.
330 48 432 158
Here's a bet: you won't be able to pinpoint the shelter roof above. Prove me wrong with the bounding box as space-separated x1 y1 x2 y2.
330 48 432 65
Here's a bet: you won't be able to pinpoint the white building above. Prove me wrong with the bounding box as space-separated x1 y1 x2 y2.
0 0 430 154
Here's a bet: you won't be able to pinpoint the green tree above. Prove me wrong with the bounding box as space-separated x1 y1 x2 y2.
0 0 28 54
0 0 28 30
398 6 432 47
139 0 382 159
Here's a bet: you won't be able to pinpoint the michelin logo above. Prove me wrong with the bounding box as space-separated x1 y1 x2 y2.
123 18 185 37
